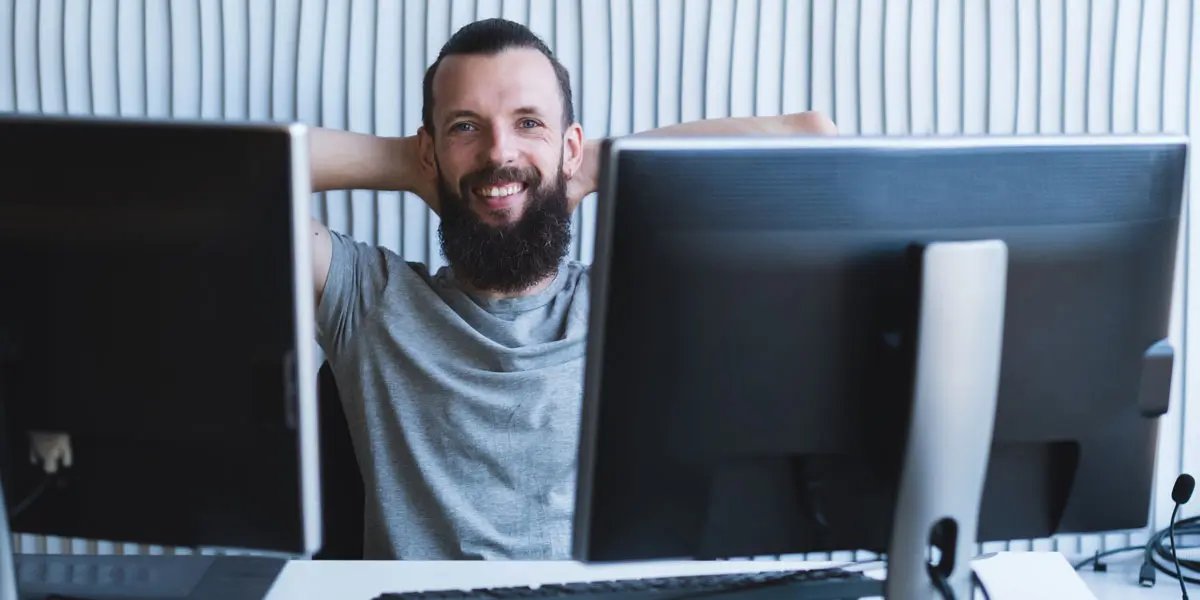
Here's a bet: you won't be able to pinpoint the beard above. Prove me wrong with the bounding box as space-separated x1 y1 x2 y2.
436 159 573 295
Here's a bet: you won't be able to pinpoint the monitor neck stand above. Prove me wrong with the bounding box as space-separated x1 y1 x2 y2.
884 240 1008 600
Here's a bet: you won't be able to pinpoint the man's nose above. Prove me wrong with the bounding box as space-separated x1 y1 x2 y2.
483 127 518 165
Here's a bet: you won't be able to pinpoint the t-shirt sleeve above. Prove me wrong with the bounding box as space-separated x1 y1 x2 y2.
316 228 391 358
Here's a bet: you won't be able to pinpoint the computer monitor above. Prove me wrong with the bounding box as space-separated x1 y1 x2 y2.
573 135 1186 564
0 114 321 593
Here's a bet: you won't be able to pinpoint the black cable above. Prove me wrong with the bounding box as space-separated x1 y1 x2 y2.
973 571 992 600
1074 514 1200 587
928 564 955 600
1149 515 1200 584
1151 555 1200 586
7 473 54 520
1072 544 1151 570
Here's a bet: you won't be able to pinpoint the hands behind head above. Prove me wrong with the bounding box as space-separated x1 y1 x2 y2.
404 110 836 215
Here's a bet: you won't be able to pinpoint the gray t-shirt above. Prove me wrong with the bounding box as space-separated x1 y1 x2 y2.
315 229 590 560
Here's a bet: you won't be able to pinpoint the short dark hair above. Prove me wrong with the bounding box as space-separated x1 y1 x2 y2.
422 18 575 136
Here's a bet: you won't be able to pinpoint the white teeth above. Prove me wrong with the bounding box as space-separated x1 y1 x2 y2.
477 183 523 197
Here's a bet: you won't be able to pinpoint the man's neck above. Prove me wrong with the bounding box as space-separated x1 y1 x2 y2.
454 267 561 300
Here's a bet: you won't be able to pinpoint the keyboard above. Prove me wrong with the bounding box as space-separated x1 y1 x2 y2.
373 566 883 600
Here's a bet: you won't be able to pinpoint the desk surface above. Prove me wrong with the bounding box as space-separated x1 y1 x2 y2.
262 556 1187 600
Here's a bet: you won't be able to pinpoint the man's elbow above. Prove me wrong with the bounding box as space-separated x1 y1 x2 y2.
786 111 838 136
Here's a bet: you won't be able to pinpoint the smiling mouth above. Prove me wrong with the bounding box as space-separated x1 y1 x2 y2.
473 182 527 198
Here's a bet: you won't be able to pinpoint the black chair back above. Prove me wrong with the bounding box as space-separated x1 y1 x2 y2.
313 361 365 559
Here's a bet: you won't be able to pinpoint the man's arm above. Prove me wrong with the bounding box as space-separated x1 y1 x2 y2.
308 128 432 197
567 111 837 210
307 128 430 306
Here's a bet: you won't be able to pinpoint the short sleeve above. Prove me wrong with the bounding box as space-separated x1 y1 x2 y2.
316 229 392 358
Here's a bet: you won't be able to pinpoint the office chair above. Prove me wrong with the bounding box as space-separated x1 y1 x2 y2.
313 360 365 560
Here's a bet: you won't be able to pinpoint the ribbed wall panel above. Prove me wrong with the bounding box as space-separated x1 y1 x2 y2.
1 0 1197 563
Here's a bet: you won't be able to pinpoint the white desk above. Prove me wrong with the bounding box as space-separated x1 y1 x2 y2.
262 555 1188 600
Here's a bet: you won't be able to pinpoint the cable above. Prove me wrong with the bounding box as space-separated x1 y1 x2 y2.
927 564 955 600
1147 515 1200 585
1140 515 1200 585
1145 475 1200 593
1073 474 1200 595
6 473 55 520
973 571 992 600
1072 544 1147 570
1152 517 1200 573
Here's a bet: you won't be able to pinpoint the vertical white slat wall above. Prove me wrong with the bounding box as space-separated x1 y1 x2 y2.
1 0 1196 561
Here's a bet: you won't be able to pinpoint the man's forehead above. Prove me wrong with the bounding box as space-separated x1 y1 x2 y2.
432 48 563 121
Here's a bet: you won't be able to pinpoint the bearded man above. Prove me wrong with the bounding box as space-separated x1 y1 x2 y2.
309 18 837 560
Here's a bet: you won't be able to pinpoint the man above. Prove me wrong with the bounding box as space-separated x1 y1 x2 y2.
306 18 836 560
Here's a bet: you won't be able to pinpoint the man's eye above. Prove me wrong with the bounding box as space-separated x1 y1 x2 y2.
451 122 476 132
520 119 540 128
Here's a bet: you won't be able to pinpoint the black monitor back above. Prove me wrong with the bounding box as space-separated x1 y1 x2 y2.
0 114 321 555
574 136 1187 561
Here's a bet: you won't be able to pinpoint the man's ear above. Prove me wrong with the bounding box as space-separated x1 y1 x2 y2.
415 126 443 215
417 126 437 178
562 122 585 180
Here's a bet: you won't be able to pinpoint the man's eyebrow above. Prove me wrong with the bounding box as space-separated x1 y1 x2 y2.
443 107 548 123
444 109 482 122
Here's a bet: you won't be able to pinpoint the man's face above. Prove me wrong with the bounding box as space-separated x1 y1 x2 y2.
423 48 584 294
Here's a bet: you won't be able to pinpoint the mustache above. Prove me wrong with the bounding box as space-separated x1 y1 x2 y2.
460 165 542 191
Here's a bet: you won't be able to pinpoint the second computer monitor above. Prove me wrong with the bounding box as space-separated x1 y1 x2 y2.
0 114 322 556
573 135 1186 561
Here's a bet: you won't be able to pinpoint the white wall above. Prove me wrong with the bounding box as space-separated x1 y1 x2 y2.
2 0 1197 560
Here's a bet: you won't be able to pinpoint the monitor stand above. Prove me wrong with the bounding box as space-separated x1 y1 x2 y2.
884 240 1008 600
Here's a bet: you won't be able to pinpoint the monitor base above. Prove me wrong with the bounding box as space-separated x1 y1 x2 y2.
885 240 1008 600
